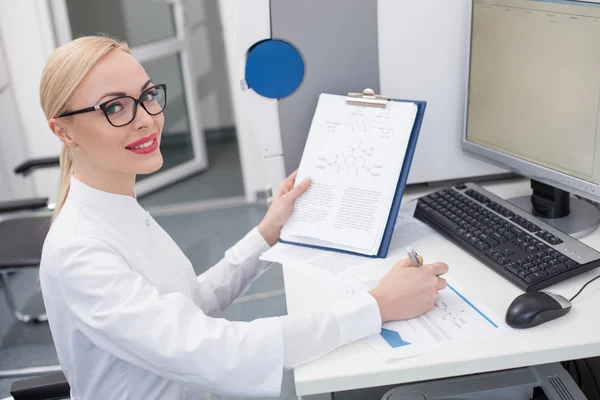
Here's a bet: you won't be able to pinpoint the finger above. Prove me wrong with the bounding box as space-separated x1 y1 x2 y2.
277 178 295 197
394 257 412 268
288 169 299 182
417 255 423 265
437 277 447 290
431 262 449 276
286 177 312 200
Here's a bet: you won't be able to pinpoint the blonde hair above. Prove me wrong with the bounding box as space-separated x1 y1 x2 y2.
40 35 131 221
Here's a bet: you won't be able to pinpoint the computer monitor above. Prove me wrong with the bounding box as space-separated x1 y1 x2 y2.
463 0 600 237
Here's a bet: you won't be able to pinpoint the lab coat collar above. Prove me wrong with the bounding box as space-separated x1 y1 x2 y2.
68 176 147 217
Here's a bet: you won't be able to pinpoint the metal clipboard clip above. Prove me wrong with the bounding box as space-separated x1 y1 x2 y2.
346 88 389 108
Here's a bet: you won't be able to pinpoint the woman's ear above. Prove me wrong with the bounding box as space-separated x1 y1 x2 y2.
48 119 77 148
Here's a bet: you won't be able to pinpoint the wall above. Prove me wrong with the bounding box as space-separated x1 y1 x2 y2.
187 0 235 133
0 27 33 202
218 0 269 200
0 1 62 203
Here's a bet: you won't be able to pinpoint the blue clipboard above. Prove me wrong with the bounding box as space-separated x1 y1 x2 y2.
280 90 427 259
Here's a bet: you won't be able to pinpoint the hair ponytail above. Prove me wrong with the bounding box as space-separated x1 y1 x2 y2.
53 146 74 221
39 35 131 221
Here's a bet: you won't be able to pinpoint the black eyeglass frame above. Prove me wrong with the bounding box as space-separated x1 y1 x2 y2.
57 84 167 127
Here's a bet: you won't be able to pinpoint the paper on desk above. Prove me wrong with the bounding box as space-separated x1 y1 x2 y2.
340 274 507 361
259 201 442 282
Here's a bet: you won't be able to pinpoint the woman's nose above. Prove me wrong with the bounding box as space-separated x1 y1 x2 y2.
132 102 154 129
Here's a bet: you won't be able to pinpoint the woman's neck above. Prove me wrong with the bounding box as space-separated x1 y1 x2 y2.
73 168 136 197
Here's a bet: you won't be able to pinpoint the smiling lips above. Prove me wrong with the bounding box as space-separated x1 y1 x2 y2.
126 133 158 155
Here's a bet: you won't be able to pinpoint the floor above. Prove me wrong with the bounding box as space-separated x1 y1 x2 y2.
0 137 299 399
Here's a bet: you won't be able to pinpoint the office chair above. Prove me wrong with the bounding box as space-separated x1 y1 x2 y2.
7 371 70 400
0 157 58 323
0 157 63 381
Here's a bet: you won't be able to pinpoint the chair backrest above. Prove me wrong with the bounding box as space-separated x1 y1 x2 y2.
10 371 70 400
0 215 51 270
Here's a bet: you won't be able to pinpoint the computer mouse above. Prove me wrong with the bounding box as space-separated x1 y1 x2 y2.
505 291 572 329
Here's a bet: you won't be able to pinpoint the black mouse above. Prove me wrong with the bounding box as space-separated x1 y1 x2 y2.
505 291 572 329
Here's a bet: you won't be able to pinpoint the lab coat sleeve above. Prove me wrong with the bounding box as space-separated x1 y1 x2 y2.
193 227 273 317
46 237 284 397
281 291 382 369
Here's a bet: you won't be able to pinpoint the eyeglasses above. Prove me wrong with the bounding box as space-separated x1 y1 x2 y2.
58 84 167 127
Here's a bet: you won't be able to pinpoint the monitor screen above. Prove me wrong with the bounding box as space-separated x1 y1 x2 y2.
466 0 600 186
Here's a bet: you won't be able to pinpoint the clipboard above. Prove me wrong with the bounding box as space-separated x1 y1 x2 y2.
280 89 427 258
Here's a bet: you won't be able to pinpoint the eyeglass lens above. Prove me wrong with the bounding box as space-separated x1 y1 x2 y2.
104 86 166 126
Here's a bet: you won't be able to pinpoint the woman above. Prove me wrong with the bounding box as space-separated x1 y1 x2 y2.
39 35 449 400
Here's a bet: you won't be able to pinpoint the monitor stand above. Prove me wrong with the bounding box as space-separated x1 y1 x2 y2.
508 180 600 239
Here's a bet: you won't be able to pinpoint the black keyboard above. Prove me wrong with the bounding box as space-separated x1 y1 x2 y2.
414 183 600 291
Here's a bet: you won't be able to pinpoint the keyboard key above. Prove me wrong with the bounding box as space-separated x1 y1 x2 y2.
549 260 560 266
490 232 502 242
429 210 460 231
510 227 524 237
526 246 537 254
479 234 499 247
549 236 563 245
525 271 548 283
523 263 533 269
529 224 541 233
497 257 507 265
565 259 578 268
468 236 479 246
518 270 531 279
491 252 501 261
484 249 494 258
506 263 523 275
504 210 515 218
547 264 567 275
475 241 489 252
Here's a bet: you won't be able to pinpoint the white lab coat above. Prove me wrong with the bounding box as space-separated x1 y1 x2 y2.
39 177 381 400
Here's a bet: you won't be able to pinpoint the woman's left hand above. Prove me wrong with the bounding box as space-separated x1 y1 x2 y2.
258 170 312 246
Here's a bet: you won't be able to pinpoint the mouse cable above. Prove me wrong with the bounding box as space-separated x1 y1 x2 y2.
569 274 600 302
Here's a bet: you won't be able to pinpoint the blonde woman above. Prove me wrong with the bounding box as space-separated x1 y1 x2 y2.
39 35 449 400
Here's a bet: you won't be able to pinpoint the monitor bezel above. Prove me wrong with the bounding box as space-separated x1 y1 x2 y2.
461 0 600 203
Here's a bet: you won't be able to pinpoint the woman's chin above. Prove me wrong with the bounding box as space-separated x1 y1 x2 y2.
136 153 164 175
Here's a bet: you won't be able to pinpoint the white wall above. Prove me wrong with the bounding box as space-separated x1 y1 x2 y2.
0 1 61 203
218 0 269 201
0 28 34 202
187 0 235 132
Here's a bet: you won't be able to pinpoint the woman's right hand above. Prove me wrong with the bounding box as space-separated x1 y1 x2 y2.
369 257 449 323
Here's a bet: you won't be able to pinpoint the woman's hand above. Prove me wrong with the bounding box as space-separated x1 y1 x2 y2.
369 257 449 322
258 170 312 246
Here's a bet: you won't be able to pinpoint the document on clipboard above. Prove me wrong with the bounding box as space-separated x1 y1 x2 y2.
279 89 427 258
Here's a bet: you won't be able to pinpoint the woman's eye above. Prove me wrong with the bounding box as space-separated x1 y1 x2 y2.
105 103 124 115
142 90 157 102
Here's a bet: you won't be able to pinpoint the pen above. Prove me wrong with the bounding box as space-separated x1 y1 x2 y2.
407 247 422 267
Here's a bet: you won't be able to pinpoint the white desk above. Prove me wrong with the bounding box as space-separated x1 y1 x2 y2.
283 178 600 398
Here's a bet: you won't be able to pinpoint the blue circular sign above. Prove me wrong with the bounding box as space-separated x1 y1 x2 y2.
245 39 304 99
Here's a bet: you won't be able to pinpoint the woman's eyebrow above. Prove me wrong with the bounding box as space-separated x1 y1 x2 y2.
95 80 153 104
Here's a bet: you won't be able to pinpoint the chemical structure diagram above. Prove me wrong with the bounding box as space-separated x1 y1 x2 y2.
434 301 467 329
339 106 394 138
315 141 383 178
